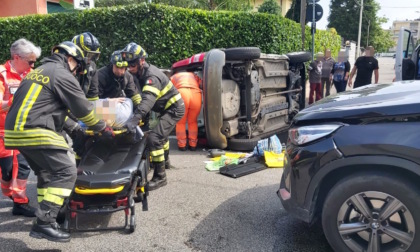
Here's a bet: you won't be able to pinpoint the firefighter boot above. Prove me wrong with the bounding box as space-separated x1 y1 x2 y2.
30 207 70 242
13 202 36 217
148 162 167 191
164 150 173 169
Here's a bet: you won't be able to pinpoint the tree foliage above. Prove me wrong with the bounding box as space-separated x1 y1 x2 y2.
0 3 340 68
95 0 252 11
328 0 394 52
258 0 282 16
285 0 301 23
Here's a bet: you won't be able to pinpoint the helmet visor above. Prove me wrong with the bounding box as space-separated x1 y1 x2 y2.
86 51 100 62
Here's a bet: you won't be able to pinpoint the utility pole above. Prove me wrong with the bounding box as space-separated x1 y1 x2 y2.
367 19 370 47
356 0 363 58
300 0 307 51
312 0 315 61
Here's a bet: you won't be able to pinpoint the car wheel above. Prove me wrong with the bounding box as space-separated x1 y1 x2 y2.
322 172 420 252
227 136 260 151
286 51 312 64
224 47 261 61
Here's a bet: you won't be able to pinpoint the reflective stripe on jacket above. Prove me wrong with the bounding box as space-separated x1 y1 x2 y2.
4 54 105 150
136 62 182 118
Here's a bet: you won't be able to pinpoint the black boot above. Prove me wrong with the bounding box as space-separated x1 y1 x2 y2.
13 202 36 217
164 150 173 169
148 162 167 191
30 219 70 242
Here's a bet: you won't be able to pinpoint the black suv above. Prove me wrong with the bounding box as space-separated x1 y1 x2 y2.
278 81 420 251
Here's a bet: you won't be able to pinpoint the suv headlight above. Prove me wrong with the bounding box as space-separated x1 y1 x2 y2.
289 124 342 146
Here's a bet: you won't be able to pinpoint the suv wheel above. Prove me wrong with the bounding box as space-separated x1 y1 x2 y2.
322 172 420 252
286 51 312 64
223 47 261 61
228 136 260 151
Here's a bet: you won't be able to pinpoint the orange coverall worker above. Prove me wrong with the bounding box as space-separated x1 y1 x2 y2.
171 72 202 150
0 61 31 204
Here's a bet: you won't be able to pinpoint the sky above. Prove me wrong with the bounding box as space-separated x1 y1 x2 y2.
316 0 420 30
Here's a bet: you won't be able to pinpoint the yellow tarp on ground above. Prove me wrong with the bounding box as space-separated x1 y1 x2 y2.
264 151 284 168
210 152 247 161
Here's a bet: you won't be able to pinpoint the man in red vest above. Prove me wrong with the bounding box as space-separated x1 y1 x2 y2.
0 38 41 217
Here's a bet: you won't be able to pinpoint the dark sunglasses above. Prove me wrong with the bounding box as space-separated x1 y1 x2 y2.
20 56 36 65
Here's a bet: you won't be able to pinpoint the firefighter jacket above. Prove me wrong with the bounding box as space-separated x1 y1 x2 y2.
0 61 30 158
134 62 182 119
78 61 99 101
97 65 141 106
4 54 106 150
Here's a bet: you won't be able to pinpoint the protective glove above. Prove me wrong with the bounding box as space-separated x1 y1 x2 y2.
126 114 142 133
70 126 87 157
101 126 115 138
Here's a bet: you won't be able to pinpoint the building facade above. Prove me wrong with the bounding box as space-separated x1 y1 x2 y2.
390 19 420 52
0 0 70 17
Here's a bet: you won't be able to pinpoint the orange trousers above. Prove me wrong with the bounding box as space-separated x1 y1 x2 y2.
176 87 202 148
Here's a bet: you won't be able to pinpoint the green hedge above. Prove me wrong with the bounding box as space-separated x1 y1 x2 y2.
0 3 341 68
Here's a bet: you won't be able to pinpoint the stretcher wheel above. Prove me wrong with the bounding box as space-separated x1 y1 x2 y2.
129 215 136 233
133 190 143 203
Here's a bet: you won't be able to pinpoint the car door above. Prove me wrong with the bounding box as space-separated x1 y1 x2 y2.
395 27 417 81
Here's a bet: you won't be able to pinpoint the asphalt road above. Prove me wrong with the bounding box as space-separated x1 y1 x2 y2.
0 140 332 252
0 57 395 252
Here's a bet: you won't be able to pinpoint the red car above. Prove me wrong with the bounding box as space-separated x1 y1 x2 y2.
171 47 311 151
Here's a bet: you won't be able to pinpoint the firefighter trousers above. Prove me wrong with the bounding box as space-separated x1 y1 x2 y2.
148 101 185 163
19 148 76 223
175 87 202 148
0 153 31 203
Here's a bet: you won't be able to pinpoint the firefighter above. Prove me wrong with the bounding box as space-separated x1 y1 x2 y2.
123 42 185 191
63 32 101 164
97 50 141 103
0 39 41 217
96 50 142 128
4 41 113 242
170 71 202 151
72 32 101 101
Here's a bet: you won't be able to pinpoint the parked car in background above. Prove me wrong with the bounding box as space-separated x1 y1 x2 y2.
278 81 420 252
171 47 311 151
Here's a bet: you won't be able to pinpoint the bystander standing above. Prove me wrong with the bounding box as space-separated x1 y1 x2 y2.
321 49 335 97
348 46 379 88
330 51 351 93
308 52 323 105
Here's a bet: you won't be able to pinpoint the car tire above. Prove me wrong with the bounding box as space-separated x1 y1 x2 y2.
228 136 260 151
322 171 420 252
224 47 261 61
286 51 312 64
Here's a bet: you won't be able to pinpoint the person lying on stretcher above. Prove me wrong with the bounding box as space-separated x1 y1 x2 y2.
70 50 144 163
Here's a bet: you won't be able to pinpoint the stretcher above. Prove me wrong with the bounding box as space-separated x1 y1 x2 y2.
62 127 149 233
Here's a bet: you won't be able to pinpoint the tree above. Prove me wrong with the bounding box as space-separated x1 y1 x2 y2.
258 0 281 16
285 0 302 23
328 0 394 52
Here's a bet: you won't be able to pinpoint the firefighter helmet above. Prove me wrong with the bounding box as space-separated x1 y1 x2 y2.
122 42 148 62
110 50 128 68
52 41 85 63
72 32 101 62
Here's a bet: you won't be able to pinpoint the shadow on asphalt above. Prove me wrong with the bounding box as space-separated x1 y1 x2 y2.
187 184 333 252
0 236 61 252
